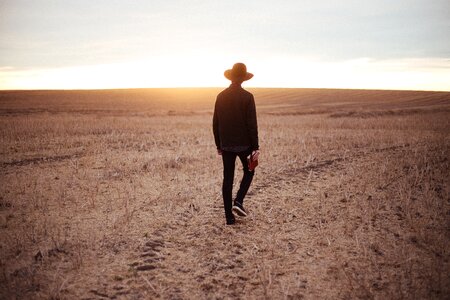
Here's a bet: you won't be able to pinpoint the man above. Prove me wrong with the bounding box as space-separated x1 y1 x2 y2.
213 63 260 225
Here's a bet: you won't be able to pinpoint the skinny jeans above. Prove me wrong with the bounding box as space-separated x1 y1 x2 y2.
221 149 254 219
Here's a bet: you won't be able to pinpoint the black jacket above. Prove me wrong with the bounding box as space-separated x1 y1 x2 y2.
213 83 259 151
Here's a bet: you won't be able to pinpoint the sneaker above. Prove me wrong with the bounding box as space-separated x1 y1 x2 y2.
226 216 236 225
232 202 247 217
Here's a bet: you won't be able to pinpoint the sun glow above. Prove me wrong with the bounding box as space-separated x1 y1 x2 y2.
1 56 449 91
0 55 229 90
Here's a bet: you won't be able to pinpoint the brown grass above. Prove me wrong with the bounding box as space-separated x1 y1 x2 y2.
0 88 449 299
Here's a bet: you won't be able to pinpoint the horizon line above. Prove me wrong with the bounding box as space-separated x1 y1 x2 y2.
1 86 449 93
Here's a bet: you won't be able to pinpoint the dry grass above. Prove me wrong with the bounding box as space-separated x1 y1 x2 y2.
0 88 449 299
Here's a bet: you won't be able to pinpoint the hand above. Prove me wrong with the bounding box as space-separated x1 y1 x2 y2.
252 150 260 160
217 149 223 155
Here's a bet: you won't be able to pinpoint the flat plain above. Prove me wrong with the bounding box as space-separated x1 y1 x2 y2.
0 88 449 299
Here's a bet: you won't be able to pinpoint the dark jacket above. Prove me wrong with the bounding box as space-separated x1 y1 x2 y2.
213 83 259 151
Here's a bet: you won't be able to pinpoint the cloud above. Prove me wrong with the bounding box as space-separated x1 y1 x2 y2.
2 0 449 70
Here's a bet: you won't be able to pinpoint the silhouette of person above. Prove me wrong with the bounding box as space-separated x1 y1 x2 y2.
213 63 260 225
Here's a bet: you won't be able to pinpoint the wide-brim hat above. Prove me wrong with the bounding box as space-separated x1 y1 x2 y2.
224 63 253 81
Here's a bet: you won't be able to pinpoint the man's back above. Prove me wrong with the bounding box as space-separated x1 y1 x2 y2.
213 83 259 151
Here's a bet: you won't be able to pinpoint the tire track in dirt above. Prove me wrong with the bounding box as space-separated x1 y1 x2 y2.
1 152 84 168
249 144 410 197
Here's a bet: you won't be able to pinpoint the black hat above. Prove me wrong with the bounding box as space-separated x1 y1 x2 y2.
224 63 253 81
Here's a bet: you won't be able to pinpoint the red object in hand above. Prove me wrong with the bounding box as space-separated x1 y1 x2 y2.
248 151 259 171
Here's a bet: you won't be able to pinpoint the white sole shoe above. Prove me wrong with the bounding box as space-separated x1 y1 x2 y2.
232 205 247 217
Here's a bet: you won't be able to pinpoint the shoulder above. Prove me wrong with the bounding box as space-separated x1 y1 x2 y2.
217 87 230 99
241 88 253 98
240 88 254 102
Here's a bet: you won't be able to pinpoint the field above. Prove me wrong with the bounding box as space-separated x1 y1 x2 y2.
0 88 449 299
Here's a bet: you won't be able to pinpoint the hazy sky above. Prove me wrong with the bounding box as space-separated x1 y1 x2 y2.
1 0 449 90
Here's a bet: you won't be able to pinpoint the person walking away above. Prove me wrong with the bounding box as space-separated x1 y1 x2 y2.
213 63 260 225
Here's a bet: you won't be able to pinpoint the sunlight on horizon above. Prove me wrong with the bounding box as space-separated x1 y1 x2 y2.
1 56 450 91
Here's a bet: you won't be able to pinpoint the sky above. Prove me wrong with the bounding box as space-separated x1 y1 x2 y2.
1 0 449 91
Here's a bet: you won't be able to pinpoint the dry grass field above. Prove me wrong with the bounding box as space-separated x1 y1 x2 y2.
0 88 449 299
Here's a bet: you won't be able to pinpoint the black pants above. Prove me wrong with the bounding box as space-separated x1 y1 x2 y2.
222 149 254 219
